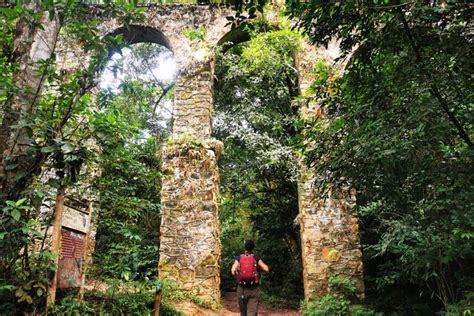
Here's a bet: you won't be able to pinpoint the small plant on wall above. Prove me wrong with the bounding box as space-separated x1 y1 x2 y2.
182 26 208 42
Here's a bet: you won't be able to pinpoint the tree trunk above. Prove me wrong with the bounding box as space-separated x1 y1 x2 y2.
0 1 61 203
46 186 65 310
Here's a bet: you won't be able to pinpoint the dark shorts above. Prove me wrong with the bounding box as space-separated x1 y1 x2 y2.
237 284 260 316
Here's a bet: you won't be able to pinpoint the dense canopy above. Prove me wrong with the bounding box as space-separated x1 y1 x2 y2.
0 1 472 315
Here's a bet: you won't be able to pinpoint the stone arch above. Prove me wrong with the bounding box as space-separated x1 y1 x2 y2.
52 5 236 307
216 24 251 52
108 25 173 51
74 5 365 305
103 24 176 120
213 22 306 295
215 24 365 302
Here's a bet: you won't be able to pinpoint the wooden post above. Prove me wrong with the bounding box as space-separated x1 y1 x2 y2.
78 201 93 301
153 283 162 316
46 186 65 309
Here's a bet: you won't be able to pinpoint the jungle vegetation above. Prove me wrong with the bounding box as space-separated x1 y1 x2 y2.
0 0 472 315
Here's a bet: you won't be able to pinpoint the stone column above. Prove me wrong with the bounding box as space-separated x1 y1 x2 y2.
295 41 365 301
298 172 364 301
158 61 222 305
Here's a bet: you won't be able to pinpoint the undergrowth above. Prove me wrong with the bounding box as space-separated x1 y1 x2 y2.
48 279 217 315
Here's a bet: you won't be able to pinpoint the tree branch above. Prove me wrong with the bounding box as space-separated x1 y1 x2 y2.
399 12 473 148
152 83 174 119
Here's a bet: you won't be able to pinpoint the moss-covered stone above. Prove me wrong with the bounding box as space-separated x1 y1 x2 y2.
159 134 221 304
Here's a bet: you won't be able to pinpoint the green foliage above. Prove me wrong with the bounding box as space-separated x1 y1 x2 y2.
328 275 357 299
442 291 474 316
0 198 57 313
240 29 300 75
182 26 208 42
351 305 383 316
0 0 145 202
92 42 172 282
92 134 161 281
301 295 350 316
292 0 473 313
0 5 21 106
161 279 212 309
51 290 160 315
215 24 303 305
306 61 331 96
86 290 154 315
0 2 151 312
300 277 382 315
220 197 253 290
50 280 183 315
300 276 382 315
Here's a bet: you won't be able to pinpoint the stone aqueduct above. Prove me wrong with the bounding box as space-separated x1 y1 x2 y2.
54 4 365 304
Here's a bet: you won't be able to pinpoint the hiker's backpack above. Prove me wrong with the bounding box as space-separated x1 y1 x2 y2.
238 254 259 285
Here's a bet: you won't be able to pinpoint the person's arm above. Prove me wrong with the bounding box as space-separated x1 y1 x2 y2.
258 259 269 273
231 260 240 275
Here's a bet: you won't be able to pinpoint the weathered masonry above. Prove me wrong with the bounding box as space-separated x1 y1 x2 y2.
19 2 365 305
294 42 366 301
95 6 234 304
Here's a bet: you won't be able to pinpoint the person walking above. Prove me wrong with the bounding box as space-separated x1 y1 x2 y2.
231 240 269 316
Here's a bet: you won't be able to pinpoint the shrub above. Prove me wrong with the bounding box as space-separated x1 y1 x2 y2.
328 275 357 299
301 295 350 316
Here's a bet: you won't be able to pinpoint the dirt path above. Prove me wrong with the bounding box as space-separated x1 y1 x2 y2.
219 291 300 316
85 280 300 315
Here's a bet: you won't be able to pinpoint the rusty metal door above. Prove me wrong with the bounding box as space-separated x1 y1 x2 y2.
57 228 85 288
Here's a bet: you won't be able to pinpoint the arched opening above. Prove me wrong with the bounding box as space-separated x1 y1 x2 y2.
214 26 304 308
216 25 251 53
110 25 172 50
92 26 175 283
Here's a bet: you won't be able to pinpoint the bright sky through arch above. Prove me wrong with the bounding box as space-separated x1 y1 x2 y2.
98 43 176 132
99 45 176 93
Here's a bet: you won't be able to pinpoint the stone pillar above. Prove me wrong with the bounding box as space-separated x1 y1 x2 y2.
173 63 214 138
295 41 365 301
298 172 364 301
158 61 222 305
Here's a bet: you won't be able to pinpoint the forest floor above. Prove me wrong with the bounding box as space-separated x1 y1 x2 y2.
174 291 300 315
85 280 300 315
219 291 300 316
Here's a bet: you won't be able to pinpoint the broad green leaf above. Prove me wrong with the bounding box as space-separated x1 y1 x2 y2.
41 146 57 153
11 209 21 221
16 198 27 206
61 142 75 153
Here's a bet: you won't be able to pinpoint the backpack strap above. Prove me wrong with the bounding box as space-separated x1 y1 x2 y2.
240 253 258 265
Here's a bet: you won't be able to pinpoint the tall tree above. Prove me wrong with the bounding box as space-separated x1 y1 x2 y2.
0 2 144 312
286 1 473 313
0 1 144 203
232 0 472 312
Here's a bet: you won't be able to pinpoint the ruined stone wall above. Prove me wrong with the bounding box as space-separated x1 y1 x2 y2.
159 60 222 304
52 4 366 304
0 6 61 201
298 173 364 301
90 6 233 304
159 137 222 303
173 63 214 138
295 41 365 301
95 5 232 72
